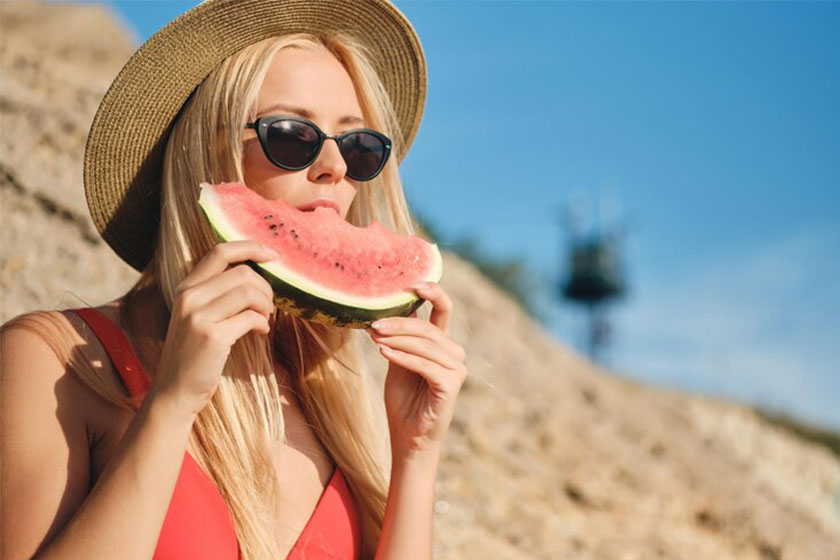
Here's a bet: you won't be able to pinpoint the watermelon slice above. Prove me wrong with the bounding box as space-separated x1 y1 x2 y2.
197 182 443 328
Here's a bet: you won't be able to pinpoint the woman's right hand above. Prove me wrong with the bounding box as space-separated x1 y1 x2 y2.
149 241 278 418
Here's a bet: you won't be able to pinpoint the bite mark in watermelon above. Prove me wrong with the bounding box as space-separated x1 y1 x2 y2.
197 182 443 328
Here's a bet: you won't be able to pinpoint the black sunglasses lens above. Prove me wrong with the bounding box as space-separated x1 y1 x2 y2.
265 120 320 168
339 132 387 180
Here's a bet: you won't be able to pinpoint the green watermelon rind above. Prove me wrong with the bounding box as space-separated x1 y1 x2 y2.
197 184 442 328
248 261 427 329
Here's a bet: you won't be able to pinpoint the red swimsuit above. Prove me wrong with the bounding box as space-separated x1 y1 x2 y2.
70 307 362 560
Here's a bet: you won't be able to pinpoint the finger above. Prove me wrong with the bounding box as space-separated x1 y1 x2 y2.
409 282 453 334
377 344 460 391
184 241 278 289
179 264 274 314
369 334 461 370
367 315 462 360
201 283 275 324
191 264 274 308
218 309 271 341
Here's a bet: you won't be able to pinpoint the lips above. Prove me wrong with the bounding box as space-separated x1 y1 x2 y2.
295 199 340 214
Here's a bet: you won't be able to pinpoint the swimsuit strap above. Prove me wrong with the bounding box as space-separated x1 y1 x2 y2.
69 307 151 405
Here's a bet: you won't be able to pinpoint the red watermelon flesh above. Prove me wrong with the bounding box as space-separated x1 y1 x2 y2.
197 181 443 327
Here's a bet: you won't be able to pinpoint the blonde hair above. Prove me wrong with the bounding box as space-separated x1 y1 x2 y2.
3 32 419 559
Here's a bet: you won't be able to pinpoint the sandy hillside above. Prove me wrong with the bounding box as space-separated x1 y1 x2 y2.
2 2 839 559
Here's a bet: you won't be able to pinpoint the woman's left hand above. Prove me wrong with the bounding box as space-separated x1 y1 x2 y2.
366 281 467 458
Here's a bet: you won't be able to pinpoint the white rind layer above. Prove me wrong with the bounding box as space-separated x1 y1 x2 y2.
198 184 443 310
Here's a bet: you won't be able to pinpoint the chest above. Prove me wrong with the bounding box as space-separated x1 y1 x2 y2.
87 376 336 551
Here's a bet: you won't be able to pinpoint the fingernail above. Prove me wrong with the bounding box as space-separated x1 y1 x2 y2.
371 320 389 330
410 281 429 290
263 246 280 258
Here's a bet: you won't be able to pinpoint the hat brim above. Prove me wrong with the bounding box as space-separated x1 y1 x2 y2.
84 0 427 272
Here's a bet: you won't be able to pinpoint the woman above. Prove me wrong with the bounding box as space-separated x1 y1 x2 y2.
0 1 467 559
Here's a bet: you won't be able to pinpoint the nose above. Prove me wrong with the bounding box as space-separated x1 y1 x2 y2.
307 136 348 184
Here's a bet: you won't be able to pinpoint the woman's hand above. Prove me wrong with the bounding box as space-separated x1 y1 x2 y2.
367 281 468 458
150 241 277 419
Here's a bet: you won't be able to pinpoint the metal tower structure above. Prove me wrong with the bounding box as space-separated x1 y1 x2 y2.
558 192 628 362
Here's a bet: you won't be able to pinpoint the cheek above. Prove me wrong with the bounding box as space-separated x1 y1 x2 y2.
242 141 270 176
342 187 360 219
241 142 301 202
242 142 280 195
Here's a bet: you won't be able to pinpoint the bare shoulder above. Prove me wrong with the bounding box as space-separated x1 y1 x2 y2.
0 309 98 557
1 308 89 398
0 306 130 443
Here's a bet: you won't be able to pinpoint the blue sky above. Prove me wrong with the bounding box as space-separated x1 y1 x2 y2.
97 1 839 430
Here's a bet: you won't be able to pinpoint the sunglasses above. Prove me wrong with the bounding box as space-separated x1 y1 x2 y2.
244 115 392 181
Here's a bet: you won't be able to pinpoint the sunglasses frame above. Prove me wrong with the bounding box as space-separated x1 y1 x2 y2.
244 115 392 181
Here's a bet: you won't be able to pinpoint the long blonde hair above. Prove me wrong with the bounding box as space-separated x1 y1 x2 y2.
2 32 419 559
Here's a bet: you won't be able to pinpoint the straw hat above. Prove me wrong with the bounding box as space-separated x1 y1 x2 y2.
83 0 427 272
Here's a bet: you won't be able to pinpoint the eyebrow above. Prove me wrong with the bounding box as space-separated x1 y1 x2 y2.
256 102 365 126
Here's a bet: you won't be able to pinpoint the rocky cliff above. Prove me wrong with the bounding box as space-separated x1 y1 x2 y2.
2 2 838 559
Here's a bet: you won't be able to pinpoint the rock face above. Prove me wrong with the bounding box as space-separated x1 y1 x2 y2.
1 1 139 317
2 2 839 559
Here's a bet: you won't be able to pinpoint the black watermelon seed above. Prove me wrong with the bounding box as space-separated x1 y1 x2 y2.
269 224 277 230
279 222 284 227
334 262 339 267
263 214 273 219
